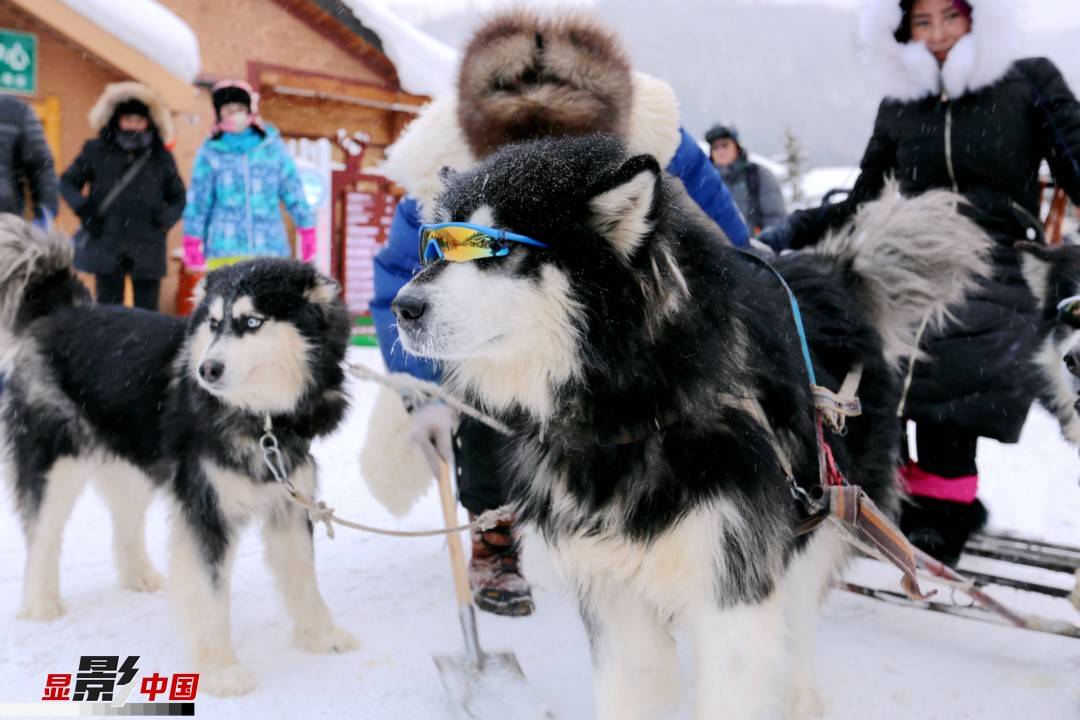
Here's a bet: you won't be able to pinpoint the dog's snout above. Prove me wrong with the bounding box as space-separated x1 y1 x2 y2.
392 294 428 322
199 360 225 383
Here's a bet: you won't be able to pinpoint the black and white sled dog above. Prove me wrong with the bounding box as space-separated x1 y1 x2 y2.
392 135 992 719
0 215 356 696
1017 241 1080 443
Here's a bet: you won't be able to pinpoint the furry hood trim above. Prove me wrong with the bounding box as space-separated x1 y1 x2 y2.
88 82 176 145
382 72 681 211
859 0 1022 101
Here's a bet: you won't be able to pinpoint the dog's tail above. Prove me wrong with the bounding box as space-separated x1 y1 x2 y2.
0 214 81 337
814 179 993 368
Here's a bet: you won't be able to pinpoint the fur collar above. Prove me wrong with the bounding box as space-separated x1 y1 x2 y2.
88 82 175 145
859 0 1022 101
381 72 682 211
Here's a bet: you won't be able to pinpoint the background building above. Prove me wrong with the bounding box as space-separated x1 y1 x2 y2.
1 0 449 316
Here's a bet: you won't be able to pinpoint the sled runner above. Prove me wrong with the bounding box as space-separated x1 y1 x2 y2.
841 534 1080 640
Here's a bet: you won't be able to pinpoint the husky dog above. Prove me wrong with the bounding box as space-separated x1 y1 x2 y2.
392 135 991 719
0 216 357 696
1017 241 1080 444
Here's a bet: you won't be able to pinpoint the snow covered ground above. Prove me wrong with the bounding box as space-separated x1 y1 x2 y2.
1 346 1078 718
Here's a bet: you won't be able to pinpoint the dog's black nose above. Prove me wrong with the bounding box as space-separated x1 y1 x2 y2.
392 294 427 322
200 360 224 383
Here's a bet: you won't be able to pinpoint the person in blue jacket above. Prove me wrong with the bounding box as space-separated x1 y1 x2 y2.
369 9 747 617
182 80 316 269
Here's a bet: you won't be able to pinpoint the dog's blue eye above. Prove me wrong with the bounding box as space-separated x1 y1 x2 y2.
246 317 263 330
209 318 221 332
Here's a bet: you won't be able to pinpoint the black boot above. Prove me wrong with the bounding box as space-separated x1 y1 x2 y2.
900 496 988 567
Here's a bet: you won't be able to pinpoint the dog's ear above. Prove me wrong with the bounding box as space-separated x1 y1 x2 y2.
438 166 461 189
305 274 341 305
1016 241 1054 309
588 154 662 263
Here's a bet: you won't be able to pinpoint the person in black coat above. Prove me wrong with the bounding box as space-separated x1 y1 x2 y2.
61 82 186 311
0 94 58 223
760 0 1080 565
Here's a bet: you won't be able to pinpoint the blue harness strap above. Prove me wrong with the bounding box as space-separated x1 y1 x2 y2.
737 250 817 385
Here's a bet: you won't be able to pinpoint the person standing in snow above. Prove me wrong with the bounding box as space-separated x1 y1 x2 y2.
368 9 748 618
60 82 186 311
182 80 316 269
0 94 58 227
760 0 1080 565
705 123 787 234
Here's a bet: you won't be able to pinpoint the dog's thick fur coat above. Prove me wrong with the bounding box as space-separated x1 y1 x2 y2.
1017 241 1080 444
392 136 991 718
0 216 356 696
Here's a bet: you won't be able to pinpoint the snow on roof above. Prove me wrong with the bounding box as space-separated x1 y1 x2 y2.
338 0 458 98
60 0 201 83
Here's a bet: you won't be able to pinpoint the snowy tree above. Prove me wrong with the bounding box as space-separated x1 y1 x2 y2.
782 126 808 206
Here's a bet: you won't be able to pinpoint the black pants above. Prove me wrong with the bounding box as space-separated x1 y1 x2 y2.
909 421 979 477
453 415 512 515
95 272 160 312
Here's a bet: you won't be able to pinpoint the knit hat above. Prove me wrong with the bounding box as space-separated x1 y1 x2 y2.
114 98 150 119
705 123 740 146
211 79 259 119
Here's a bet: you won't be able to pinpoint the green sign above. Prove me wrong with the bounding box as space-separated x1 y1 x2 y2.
0 29 35 95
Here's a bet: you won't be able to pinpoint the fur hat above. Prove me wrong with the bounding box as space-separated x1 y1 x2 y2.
89 82 175 145
456 9 634 158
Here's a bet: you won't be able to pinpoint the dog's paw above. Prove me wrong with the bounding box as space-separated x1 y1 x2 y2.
120 568 166 593
784 683 827 720
17 595 68 622
199 664 257 697
294 625 359 654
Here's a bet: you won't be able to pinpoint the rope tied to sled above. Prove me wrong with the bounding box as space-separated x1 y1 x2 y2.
739 395 935 602
259 414 514 539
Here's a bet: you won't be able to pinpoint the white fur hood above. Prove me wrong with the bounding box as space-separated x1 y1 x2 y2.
381 72 682 210
859 0 1022 102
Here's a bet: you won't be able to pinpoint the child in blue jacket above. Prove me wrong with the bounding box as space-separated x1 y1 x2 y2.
182 80 315 269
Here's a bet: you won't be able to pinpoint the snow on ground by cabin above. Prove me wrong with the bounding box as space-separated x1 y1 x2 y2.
0 346 1077 718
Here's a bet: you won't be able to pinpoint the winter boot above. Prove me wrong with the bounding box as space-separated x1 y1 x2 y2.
899 461 988 567
468 515 535 617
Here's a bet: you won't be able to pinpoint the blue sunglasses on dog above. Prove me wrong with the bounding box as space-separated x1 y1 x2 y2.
419 222 549 267
1057 295 1080 329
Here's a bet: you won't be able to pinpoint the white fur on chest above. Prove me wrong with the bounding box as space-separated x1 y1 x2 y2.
548 503 741 619
204 460 316 522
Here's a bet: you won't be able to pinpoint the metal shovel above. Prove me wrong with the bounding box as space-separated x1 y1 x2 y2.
433 460 554 719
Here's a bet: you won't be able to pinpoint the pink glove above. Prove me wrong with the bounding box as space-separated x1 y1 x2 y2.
182 235 205 269
299 227 317 262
